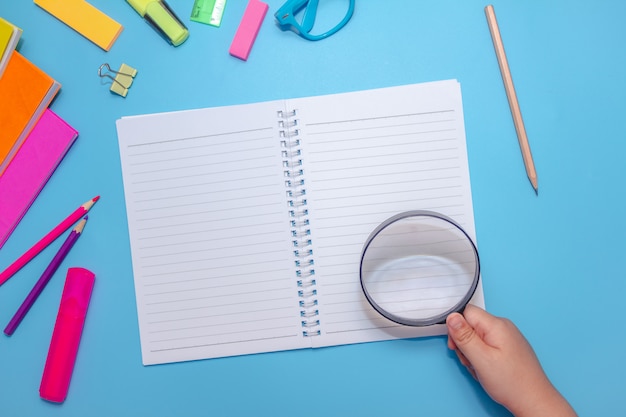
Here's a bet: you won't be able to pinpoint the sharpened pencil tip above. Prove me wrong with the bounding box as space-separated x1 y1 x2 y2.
530 177 538 194
82 196 101 211
74 217 88 233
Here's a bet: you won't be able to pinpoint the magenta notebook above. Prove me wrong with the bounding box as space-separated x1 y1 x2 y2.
0 109 78 249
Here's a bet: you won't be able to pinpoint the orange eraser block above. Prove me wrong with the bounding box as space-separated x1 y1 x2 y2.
34 0 123 51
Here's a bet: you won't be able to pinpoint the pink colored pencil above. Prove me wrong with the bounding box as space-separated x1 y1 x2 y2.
0 196 99 286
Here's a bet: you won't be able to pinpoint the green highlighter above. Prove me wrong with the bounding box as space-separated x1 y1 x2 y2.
127 0 189 46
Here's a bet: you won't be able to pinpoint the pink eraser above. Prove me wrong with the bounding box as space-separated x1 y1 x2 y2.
229 0 268 61
40 267 95 403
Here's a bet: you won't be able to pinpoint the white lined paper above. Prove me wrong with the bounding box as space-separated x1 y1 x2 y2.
287 81 481 347
117 80 483 364
117 102 306 364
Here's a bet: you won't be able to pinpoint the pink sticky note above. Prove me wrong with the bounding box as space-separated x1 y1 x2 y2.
229 0 268 61
0 109 78 248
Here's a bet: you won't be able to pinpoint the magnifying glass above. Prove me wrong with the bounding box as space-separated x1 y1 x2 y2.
360 211 480 327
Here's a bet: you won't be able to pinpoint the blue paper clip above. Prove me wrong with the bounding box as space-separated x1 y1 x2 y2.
275 0 355 41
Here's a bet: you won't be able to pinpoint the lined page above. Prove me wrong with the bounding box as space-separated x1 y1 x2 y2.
116 102 306 364
289 80 483 347
117 80 482 363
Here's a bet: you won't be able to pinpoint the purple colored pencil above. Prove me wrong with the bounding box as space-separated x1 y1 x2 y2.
4 217 88 336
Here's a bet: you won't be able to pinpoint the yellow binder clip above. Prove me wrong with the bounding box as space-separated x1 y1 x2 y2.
98 63 138 97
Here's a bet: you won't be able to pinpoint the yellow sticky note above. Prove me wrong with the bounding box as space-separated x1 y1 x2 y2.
34 0 123 51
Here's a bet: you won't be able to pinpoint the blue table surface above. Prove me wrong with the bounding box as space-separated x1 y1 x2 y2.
1 1 625 415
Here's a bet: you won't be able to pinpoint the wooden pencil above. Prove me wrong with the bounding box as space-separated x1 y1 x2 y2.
4 217 87 335
0 196 99 285
485 4 538 192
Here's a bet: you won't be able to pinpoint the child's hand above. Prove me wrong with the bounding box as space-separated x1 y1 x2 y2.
446 305 576 417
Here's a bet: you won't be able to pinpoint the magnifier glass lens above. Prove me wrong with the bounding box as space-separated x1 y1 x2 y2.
360 212 479 326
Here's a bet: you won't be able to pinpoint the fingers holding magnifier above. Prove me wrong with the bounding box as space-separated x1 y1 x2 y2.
452 348 477 380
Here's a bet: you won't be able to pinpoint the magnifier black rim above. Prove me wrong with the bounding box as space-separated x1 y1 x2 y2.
359 210 480 327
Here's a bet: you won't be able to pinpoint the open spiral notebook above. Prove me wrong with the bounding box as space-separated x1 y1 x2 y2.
116 79 484 365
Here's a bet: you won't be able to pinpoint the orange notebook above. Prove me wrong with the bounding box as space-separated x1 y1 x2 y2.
0 51 61 176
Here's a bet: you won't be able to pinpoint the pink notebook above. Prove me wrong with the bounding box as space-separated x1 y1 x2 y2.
0 109 78 248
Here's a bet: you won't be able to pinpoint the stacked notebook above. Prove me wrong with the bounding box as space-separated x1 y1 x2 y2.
0 16 79 248
0 16 22 78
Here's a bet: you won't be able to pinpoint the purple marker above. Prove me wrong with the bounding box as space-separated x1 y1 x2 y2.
4 216 88 336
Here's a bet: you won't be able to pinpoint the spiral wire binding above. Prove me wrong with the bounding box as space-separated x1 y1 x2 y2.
278 109 321 337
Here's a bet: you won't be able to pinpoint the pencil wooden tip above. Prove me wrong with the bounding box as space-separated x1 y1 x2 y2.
530 177 538 194
83 196 100 211
74 217 88 233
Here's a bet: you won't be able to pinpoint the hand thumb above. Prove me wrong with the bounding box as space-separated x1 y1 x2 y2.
446 312 485 361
